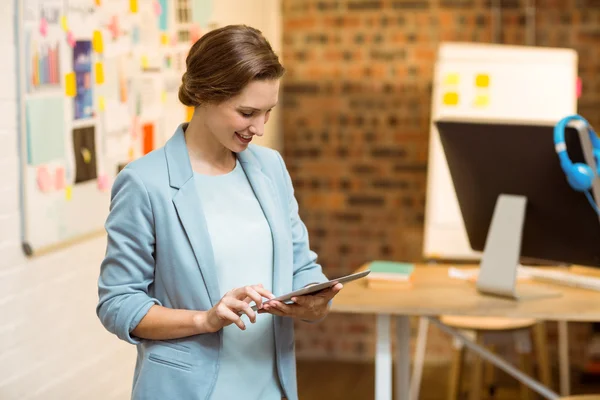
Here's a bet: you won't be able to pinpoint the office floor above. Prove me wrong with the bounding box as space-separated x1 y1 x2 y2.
297 360 600 400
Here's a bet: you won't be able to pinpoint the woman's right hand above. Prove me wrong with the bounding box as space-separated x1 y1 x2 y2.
204 284 275 332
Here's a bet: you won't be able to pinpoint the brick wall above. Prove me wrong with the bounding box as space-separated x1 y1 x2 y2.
282 0 600 365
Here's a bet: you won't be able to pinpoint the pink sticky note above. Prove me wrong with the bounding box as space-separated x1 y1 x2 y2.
576 77 582 98
66 31 75 48
40 17 48 37
171 33 178 46
131 116 139 139
107 15 120 39
55 166 66 190
190 25 201 43
37 166 53 192
154 0 162 16
97 173 110 191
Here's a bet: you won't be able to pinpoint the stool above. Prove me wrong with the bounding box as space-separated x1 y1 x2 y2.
441 316 551 400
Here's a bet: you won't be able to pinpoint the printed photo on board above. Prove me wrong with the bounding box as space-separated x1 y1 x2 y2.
72 126 98 183
73 40 93 120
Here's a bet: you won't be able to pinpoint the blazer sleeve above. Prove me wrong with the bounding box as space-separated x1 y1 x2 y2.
275 152 329 291
96 168 162 345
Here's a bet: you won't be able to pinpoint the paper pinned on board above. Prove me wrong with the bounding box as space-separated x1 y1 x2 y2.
92 30 104 53
443 92 459 106
473 94 489 108
65 72 76 96
475 73 490 88
95 62 105 84
444 73 459 85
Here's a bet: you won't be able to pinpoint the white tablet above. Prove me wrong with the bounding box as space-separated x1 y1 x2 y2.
250 269 371 311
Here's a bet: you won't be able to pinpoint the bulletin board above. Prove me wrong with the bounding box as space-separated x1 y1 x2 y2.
423 42 578 261
16 0 215 256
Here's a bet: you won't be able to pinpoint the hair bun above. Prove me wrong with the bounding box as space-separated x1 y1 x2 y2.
178 72 197 107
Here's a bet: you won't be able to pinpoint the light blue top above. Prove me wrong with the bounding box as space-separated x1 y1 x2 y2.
194 160 282 399
96 123 330 400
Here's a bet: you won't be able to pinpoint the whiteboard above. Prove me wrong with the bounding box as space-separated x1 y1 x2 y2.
15 0 199 256
423 42 578 261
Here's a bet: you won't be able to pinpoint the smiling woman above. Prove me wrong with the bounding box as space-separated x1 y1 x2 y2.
96 24 343 400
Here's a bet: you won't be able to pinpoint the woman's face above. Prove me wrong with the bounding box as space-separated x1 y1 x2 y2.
200 79 280 153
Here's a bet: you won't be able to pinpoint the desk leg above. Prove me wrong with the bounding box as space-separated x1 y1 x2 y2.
558 321 571 396
409 317 429 400
396 316 411 400
376 314 392 400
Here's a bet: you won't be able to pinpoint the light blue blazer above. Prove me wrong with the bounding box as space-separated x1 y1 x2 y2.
96 123 329 400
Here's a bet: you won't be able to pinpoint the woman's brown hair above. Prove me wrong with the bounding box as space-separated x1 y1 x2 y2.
178 24 285 107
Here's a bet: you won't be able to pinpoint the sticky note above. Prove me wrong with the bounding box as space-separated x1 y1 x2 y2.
576 77 582 98
128 147 134 160
444 73 459 85
443 92 459 106
97 174 110 191
154 0 162 16
141 55 149 69
95 0 101 5
60 16 68 31
36 166 53 192
40 17 48 37
161 91 167 103
161 33 169 46
95 62 105 84
92 30 104 53
55 167 66 190
66 31 75 48
65 72 76 97
65 185 72 201
474 94 489 107
130 0 138 13
186 106 194 122
475 74 490 88
98 96 106 111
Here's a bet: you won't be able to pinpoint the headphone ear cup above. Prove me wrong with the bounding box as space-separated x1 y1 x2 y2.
567 163 594 191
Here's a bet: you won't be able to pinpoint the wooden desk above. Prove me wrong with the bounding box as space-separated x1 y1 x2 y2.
330 265 600 400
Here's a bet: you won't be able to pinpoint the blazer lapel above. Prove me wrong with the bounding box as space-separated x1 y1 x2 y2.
238 150 289 297
165 124 220 306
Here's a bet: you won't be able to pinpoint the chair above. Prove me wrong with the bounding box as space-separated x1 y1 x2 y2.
441 315 551 400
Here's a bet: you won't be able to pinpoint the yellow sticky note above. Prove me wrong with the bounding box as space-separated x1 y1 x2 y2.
95 62 105 84
161 91 167 103
475 74 490 88
141 55 149 69
65 72 76 97
92 30 104 53
444 73 459 85
98 96 106 111
128 147 134 160
443 92 459 106
60 16 68 31
474 94 489 107
186 106 194 122
161 33 169 46
95 0 101 5
65 186 72 201
130 0 138 13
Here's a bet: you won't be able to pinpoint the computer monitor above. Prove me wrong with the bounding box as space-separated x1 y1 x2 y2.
435 118 600 299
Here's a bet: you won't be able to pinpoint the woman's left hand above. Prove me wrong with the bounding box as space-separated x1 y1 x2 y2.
258 283 343 321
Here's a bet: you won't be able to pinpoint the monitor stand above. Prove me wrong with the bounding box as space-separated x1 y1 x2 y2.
475 194 562 300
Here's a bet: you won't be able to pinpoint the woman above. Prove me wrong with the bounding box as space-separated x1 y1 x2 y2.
96 24 342 400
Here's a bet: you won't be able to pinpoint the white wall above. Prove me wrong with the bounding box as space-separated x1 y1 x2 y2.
0 1 281 399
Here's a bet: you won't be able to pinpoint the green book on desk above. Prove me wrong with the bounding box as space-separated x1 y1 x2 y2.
367 261 415 283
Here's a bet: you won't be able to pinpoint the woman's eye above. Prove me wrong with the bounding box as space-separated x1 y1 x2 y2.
240 111 253 118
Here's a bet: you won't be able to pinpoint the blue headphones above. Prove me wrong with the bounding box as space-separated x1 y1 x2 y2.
554 114 600 214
